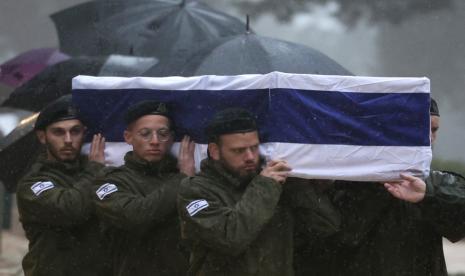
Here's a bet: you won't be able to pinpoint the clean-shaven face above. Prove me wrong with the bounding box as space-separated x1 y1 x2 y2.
124 114 173 162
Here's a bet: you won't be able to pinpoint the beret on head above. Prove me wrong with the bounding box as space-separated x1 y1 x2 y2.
34 95 80 130
124 100 172 126
430 98 440 117
206 108 257 142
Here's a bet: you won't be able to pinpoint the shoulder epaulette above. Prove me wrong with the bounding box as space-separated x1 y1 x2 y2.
439 170 465 181
101 165 124 176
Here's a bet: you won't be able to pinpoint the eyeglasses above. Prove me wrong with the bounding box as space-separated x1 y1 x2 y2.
136 128 172 142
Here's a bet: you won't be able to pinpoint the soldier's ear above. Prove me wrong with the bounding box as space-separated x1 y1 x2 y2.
36 130 46 145
124 130 133 145
208 143 220 161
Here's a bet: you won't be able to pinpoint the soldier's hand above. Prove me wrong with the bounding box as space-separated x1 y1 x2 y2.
178 135 196 176
89 133 106 164
260 160 292 184
384 173 426 203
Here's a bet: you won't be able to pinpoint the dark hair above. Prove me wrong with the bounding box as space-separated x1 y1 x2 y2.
430 98 440 117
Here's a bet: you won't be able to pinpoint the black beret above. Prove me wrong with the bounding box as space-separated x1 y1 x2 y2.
206 108 257 142
34 95 80 130
430 98 440 117
124 100 172 125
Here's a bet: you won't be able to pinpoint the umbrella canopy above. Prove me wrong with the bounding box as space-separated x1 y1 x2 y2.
0 48 69 88
0 107 33 138
0 83 13 104
97 0 247 58
1 55 158 112
52 0 246 57
1 57 105 112
145 33 352 77
0 112 38 192
0 55 158 191
50 1 109 56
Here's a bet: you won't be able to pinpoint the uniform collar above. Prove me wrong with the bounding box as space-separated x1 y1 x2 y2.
200 158 258 189
39 155 86 174
124 151 178 176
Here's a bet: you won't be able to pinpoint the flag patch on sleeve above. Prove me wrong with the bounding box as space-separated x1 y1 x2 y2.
96 183 118 200
31 181 55 196
186 199 209 217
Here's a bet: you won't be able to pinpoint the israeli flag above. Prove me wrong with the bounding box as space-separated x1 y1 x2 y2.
72 72 431 181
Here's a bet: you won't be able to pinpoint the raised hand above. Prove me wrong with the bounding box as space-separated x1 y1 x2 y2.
384 173 426 203
260 160 292 184
178 135 196 176
89 134 106 164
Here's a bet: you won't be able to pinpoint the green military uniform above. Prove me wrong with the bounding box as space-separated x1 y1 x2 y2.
94 151 189 276
178 159 341 276
16 156 109 276
294 170 465 276
285 178 341 242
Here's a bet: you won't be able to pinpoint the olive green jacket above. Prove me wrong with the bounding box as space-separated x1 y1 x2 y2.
295 170 465 276
16 157 109 276
178 159 341 276
94 152 189 276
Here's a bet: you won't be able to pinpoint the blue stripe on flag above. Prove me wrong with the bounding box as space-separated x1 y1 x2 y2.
72 88 430 146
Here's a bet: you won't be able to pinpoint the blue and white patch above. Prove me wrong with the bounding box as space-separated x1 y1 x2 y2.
96 183 118 200
31 181 55 196
186 199 209 217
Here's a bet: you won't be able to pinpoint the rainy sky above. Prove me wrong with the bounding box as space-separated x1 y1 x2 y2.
1 0 464 163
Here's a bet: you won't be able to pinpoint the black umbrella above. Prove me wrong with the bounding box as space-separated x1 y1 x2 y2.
145 33 352 77
0 83 13 105
52 0 247 58
1 57 104 111
0 56 158 191
97 0 247 58
1 55 158 112
50 1 112 56
0 111 38 192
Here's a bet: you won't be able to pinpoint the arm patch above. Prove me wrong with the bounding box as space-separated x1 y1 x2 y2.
31 181 55 196
186 199 209 217
96 183 118 200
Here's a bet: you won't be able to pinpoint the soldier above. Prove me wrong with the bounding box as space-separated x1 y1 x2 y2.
178 108 340 276
429 97 440 145
297 97 465 276
381 98 465 274
94 100 194 276
16 95 109 276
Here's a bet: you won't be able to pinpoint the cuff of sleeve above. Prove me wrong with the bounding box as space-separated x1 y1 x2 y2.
254 175 283 192
418 178 436 212
423 177 435 201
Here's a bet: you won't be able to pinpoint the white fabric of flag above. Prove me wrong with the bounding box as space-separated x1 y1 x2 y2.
72 72 431 181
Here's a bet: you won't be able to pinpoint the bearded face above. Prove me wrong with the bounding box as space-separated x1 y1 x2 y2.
209 131 261 181
37 119 86 162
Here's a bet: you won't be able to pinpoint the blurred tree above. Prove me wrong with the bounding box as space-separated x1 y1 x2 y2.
234 0 452 26
432 158 465 177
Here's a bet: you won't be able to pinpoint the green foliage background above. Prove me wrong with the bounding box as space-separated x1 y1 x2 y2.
432 158 465 177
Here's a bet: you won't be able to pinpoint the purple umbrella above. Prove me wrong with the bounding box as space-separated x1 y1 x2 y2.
0 48 70 88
